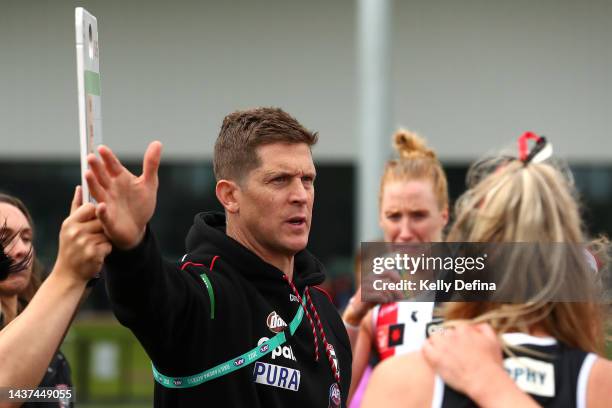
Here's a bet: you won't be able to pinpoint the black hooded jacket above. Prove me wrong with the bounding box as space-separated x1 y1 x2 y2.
105 212 351 407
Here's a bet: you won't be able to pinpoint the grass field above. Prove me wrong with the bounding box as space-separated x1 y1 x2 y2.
61 314 153 406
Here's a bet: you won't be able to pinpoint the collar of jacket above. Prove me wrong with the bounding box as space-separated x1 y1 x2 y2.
184 211 326 292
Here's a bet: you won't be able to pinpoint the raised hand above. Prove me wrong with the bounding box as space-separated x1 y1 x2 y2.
85 141 162 250
55 186 112 281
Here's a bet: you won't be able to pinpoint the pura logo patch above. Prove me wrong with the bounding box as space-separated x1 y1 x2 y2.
253 362 300 391
504 357 555 397
266 311 288 333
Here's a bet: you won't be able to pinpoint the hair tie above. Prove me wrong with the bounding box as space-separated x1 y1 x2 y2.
518 132 551 164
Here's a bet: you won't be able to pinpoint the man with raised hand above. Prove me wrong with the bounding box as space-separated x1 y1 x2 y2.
86 107 351 407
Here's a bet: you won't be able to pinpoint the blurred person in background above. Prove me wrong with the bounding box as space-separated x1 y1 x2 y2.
0 188 111 405
343 130 449 406
362 134 612 407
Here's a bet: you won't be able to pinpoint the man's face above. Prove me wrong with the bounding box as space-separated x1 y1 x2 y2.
236 143 316 257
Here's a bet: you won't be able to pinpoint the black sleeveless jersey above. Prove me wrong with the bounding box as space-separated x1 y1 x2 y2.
433 333 597 408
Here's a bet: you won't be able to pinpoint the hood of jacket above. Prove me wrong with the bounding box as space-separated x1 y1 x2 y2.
184 211 326 292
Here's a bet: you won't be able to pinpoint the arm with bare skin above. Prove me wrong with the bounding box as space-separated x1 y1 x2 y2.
347 309 374 404
0 187 111 393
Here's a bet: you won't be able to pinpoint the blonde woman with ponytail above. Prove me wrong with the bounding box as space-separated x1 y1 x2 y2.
345 129 449 406
362 134 612 407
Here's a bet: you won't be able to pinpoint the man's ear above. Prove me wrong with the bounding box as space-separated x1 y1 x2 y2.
216 180 240 214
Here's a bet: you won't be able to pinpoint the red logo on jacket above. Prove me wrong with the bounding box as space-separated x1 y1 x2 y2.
266 311 288 333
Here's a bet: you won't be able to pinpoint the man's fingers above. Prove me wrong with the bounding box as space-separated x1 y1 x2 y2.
142 141 163 185
85 170 108 203
95 202 120 242
88 153 112 189
95 202 112 227
70 186 82 214
98 145 125 177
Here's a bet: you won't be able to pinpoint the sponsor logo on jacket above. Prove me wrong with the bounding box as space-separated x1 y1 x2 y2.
328 383 341 408
266 311 288 333
258 337 297 361
253 362 300 392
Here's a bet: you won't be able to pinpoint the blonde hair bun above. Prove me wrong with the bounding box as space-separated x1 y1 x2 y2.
393 129 436 160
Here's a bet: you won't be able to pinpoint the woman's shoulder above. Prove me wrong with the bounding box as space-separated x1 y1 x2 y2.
362 351 434 407
587 356 612 408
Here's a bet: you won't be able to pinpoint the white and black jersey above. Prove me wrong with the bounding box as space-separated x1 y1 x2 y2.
432 333 597 408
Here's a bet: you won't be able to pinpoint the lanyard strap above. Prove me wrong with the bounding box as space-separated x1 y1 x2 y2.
152 289 307 389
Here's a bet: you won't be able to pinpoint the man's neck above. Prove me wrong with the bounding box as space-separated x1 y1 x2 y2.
226 222 295 281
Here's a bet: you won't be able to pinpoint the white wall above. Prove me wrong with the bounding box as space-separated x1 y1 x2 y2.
1 0 610 162
392 0 612 162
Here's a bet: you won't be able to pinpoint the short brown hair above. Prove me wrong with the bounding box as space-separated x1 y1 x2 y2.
213 107 318 181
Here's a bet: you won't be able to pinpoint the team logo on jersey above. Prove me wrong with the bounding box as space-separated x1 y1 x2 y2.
327 343 340 377
388 323 405 347
425 317 444 338
258 337 297 361
504 357 555 397
253 362 300 391
328 382 341 408
266 311 288 333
